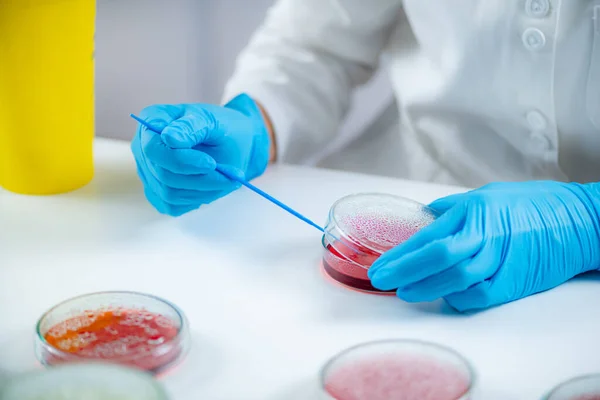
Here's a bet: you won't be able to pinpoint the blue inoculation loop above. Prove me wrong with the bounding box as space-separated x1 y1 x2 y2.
214 164 324 233
130 113 325 233
130 113 164 133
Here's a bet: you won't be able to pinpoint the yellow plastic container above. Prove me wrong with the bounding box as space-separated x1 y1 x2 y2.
0 0 96 195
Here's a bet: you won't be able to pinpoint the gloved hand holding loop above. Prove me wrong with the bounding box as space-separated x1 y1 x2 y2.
131 94 270 216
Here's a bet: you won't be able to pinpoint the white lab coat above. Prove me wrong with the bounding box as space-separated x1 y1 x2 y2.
222 0 600 187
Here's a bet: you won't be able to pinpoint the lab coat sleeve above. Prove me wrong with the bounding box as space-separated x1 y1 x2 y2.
221 0 403 164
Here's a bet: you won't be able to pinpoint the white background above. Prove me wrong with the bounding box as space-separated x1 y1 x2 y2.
95 0 393 149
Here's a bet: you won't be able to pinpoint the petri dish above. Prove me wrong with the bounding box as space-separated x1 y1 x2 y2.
320 339 475 400
322 193 438 294
544 374 600 400
0 362 169 400
34 291 190 375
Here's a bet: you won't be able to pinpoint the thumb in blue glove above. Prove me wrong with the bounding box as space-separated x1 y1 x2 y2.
131 94 270 216
367 181 600 312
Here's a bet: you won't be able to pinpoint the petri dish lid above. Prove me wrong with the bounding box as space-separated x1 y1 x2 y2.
0 363 169 400
544 374 600 400
319 339 475 400
34 290 190 375
327 193 439 255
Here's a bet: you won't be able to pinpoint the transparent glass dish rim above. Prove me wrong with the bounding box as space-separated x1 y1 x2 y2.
0 362 170 400
323 192 440 270
543 373 600 400
318 338 477 400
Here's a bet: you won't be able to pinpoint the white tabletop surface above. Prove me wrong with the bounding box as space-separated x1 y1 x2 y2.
1 138 599 400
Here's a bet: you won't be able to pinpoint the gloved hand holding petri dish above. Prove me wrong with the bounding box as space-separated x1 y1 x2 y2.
321 193 439 295
130 93 271 217
368 181 600 311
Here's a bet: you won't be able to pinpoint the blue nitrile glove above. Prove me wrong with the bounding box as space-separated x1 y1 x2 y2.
368 181 600 312
131 93 270 216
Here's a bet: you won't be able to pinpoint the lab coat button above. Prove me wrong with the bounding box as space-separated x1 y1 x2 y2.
531 132 552 150
525 0 550 18
526 110 547 130
522 28 546 51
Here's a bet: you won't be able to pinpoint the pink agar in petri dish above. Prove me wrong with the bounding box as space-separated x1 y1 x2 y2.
322 193 438 294
35 291 190 375
322 237 393 293
321 340 474 400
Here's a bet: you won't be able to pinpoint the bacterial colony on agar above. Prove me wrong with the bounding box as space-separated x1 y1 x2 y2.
34 291 190 375
321 193 438 294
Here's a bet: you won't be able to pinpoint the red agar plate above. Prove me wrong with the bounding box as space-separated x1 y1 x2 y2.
34 291 190 375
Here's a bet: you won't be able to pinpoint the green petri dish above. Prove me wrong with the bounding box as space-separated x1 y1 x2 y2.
0 363 169 400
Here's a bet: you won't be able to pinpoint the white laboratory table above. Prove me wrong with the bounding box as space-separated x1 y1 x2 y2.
1 138 599 400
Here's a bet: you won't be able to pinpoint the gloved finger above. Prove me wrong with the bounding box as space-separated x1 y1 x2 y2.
131 130 144 162
134 131 230 204
216 163 247 181
428 192 470 214
444 253 541 312
195 187 237 205
143 162 228 206
368 205 467 276
135 161 168 215
161 109 228 149
139 104 185 132
142 182 199 216
369 230 481 291
478 182 509 191
396 251 490 303
141 128 217 174
151 165 236 191
135 160 198 216
443 280 498 312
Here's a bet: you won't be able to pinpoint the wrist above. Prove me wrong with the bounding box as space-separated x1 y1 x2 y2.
224 93 271 180
255 101 277 163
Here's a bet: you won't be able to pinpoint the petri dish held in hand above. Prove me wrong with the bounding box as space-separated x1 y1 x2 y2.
320 339 475 400
544 374 600 400
322 193 438 294
34 291 190 375
0 363 169 400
